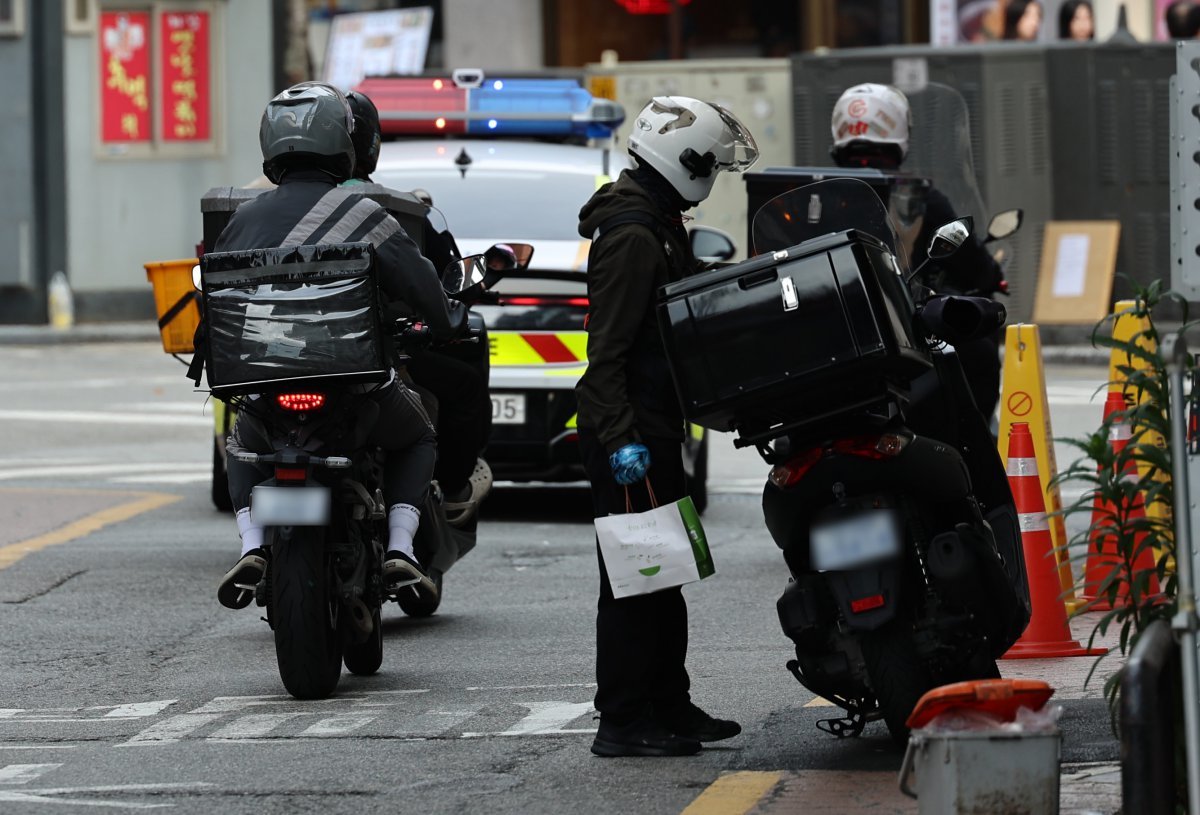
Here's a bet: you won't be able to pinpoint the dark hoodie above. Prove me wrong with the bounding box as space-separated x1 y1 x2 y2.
575 169 694 454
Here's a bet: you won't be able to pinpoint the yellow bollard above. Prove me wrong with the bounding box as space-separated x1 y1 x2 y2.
997 324 1081 613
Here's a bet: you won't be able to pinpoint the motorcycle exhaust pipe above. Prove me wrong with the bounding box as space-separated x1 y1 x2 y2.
347 595 374 636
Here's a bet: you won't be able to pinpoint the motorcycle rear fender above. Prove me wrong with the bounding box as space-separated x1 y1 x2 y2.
824 565 901 631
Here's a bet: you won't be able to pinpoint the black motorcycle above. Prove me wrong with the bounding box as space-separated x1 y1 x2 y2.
658 178 1031 742
197 243 492 699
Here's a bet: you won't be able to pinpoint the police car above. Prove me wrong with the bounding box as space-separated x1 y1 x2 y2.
361 71 712 509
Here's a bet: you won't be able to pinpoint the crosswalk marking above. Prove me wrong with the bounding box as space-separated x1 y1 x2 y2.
209 714 304 740
104 701 177 719
494 701 595 736
122 713 225 746
0 409 210 427
402 707 486 737
0 764 61 784
300 715 376 737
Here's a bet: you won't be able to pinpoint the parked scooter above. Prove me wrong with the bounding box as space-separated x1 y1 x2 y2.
195 245 496 699
658 178 1031 742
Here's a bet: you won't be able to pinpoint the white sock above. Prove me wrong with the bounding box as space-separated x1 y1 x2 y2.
235 507 265 557
387 503 421 557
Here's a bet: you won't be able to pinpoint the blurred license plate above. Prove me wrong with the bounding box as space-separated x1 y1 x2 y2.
251 486 330 526
810 511 900 572
491 394 526 425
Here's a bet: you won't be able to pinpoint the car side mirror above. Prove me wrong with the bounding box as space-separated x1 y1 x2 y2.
689 225 737 263
987 209 1022 241
927 216 974 260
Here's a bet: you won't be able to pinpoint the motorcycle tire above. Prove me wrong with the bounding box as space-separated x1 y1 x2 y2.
210 438 232 513
270 527 343 699
860 621 935 744
396 568 442 618
342 605 383 676
943 644 1001 684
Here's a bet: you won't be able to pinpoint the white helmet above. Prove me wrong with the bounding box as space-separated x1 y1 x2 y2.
627 96 759 205
830 83 911 163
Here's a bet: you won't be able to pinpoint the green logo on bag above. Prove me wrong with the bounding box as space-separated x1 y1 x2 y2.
638 566 661 576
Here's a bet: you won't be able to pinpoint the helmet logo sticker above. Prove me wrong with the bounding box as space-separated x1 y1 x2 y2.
847 98 868 118
636 118 653 131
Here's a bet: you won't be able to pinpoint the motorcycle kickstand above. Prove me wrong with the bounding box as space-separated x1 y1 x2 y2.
815 711 868 739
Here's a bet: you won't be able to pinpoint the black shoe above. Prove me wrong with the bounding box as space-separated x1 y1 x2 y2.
383 549 437 596
591 717 702 757
217 549 266 610
655 702 741 743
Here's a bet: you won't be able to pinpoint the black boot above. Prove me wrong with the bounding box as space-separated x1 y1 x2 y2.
591 717 702 757
655 702 741 742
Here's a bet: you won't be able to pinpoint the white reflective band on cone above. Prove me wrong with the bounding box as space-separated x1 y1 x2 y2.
1006 457 1040 477
1110 423 1132 441
1018 511 1050 532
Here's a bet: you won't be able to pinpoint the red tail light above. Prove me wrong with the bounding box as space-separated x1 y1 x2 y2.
500 296 589 308
830 433 911 460
275 466 307 482
276 393 326 412
768 446 823 489
851 594 886 613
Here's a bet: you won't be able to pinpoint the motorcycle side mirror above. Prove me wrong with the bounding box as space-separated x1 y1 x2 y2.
191 264 202 292
919 294 1006 345
483 242 535 273
927 216 974 260
987 209 1023 241
442 255 489 297
689 225 737 263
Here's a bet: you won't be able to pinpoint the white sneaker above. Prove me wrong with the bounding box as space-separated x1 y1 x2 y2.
443 458 493 526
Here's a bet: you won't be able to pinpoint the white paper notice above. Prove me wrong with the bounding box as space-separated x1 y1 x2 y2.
1052 234 1090 298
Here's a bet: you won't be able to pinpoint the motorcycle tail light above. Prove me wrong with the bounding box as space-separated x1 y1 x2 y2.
276 393 326 412
275 466 307 482
851 594 886 613
768 447 823 489
831 432 911 460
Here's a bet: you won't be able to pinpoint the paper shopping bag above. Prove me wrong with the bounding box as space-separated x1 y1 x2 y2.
595 494 715 599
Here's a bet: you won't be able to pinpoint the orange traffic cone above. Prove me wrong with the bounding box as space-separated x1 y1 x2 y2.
1077 392 1162 610
1003 423 1106 659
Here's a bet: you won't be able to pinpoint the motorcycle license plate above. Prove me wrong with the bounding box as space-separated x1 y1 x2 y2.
250 486 330 526
491 393 526 425
810 511 900 572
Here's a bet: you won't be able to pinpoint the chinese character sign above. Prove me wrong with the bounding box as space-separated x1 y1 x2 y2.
100 11 151 143
161 12 211 142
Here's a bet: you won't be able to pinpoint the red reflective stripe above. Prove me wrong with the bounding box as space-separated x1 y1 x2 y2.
521 333 578 363
850 594 885 613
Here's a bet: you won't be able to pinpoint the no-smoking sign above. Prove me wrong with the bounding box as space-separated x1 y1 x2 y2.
1007 390 1033 417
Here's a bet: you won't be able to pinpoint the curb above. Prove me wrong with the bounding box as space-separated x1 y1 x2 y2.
0 323 162 346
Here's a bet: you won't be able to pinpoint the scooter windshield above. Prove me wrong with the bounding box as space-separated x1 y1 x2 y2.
751 178 911 277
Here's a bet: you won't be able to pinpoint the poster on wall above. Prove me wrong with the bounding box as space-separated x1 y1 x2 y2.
930 0 1004 44
160 11 211 142
99 10 152 143
323 8 434 91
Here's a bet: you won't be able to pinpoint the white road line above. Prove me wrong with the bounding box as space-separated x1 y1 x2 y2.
0 746 76 751
492 701 595 736
0 409 209 427
465 683 596 691
0 463 207 481
208 713 304 740
300 715 376 737
104 701 177 719
121 714 224 746
401 707 485 737
0 782 213 809
0 764 61 784
4 376 183 391
109 474 209 485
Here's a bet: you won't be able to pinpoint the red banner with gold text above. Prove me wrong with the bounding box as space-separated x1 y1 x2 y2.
99 11 151 143
160 11 211 142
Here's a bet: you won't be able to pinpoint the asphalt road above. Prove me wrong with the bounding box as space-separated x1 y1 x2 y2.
0 342 1120 814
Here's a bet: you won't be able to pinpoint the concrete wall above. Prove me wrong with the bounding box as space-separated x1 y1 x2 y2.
442 0 542 72
0 28 35 292
63 0 272 320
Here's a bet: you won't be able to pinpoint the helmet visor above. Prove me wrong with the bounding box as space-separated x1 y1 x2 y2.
711 104 759 173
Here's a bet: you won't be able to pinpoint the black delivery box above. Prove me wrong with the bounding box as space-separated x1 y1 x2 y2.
657 229 931 440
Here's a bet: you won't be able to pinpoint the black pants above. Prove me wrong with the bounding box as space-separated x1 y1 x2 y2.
578 428 691 725
407 348 490 495
958 333 1001 422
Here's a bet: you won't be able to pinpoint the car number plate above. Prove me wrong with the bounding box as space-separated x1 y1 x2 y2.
250 486 330 526
810 511 901 572
491 394 526 425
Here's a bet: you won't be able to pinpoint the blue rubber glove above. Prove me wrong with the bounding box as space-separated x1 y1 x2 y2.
609 443 651 486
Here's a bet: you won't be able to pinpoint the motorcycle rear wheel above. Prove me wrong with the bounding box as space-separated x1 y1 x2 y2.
342 605 383 676
270 527 343 699
861 621 934 744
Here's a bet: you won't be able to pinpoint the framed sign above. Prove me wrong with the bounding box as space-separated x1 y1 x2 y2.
99 10 151 143
1032 221 1122 325
160 10 211 142
323 8 434 90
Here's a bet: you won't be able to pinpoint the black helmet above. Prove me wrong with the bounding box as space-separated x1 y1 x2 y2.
259 81 356 184
345 90 382 180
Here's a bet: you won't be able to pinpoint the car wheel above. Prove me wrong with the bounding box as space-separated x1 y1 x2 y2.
211 437 233 512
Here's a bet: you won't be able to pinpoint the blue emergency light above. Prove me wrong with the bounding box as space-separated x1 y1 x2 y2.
363 72 625 140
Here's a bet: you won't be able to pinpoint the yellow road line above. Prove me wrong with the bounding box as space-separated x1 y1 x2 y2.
681 771 782 815
803 697 836 708
0 491 181 570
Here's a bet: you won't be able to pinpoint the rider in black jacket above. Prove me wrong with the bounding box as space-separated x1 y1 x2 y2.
214 82 467 611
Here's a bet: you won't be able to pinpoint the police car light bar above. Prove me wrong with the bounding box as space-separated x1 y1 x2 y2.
357 72 625 139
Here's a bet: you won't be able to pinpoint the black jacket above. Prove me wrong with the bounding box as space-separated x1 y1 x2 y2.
575 170 694 454
215 171 466 340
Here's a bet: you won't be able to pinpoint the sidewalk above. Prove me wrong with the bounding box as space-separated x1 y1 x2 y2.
0 320 1115 365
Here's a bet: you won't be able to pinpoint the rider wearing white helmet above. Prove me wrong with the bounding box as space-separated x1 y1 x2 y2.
830 83 912 169
576 96 757 758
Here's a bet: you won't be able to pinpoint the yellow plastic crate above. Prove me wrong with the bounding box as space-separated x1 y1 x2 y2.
144 258 200 354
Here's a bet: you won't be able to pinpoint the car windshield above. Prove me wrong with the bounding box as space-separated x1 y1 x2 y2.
373 169 594 241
